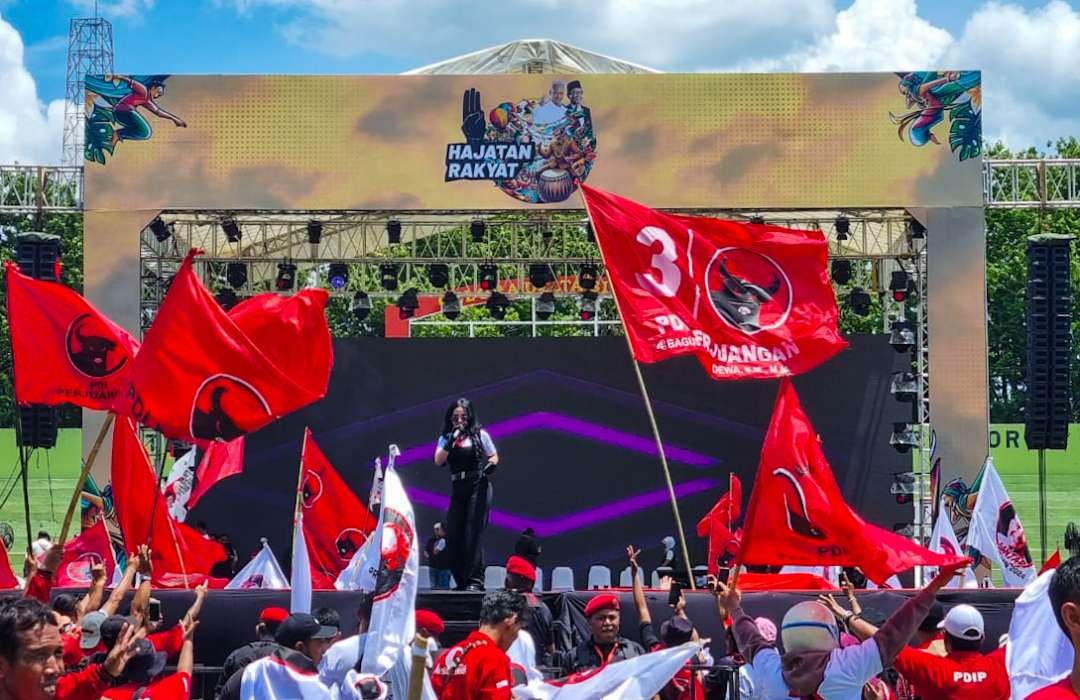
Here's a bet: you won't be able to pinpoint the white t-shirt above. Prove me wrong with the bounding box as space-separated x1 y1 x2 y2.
743 638 882 700
436 430 497 459
319 634 365 689
32 537 51 559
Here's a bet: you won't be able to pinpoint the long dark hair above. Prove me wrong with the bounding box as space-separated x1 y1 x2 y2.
442 398 480 436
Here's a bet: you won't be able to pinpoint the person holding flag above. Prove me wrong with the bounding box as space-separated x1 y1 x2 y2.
1025 557 1080 699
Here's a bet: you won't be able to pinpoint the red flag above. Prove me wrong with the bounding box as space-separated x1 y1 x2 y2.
696 475 743 576
111 416 226 581
6 263 139 409
187 438 245 508
581 185 847 380
1039 548 1062 575
300 429 377 589
738 380 964 584
116 250 333 441
55 519 116 588
0 540 19 590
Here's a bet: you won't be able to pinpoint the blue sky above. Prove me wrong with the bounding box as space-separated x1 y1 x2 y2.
2 0 1078 163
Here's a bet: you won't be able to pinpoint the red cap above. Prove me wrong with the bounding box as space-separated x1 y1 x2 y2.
506 555 536 583
415 609 445 636
260 607 289 624
584 593 620 618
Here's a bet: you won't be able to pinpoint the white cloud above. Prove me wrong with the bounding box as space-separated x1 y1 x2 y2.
0 11 68 165
66 0 154 18
227 0 835 70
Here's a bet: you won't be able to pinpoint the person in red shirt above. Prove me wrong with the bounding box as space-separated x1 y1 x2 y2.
1030 557 1080 699
837 600 1008 700
432 589 528 699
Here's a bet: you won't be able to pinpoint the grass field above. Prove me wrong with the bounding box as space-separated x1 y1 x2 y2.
1 425 1077 577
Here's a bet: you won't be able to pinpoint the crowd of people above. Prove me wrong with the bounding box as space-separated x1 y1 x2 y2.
2 535 1079 699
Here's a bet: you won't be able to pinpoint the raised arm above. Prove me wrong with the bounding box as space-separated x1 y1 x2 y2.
130 545 153 623
78 563 108 617
181 582 208 628
102 550 141 616
626 545 650 626
177 620 197 677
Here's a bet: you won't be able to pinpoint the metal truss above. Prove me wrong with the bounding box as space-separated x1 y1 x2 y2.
62 17 114 167
985 158 1080 209
0 166 82 215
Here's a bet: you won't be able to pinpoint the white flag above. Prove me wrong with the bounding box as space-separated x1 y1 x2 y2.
162 448 197 522
514 641 702 700
967 458 1036 587
361 463 418 678
290 511 313 613
928 501 978 588
337 462 386 592
227 539 289 590
242 649 331 699
1007 569 1073 699
369 457 384 511
508 630 544 685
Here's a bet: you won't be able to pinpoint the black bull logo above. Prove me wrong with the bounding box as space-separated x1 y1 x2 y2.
66 314 126 377
190 375 272 442
710 257 782 333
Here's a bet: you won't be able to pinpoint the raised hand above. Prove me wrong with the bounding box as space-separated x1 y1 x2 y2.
90 562 106 583
816 593 848 620
103 623 140 678
461 88 486 150
136 545 152 577
626 545 641 571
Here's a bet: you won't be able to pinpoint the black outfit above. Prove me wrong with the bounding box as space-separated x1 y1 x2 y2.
218 647 313 700
514 531 542 565
425 535 450 570
561 628 653 676
442 429 494 590
525 595 555 666
214 638 279 699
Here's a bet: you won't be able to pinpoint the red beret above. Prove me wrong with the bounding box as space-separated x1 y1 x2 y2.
260 607 289 624
584 593 620 618
506 555 536 583
415 609 445 636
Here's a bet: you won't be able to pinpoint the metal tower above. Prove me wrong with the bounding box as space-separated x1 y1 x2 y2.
62 16 114 166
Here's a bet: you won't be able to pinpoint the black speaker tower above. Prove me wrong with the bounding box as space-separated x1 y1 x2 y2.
13 232 61 450
1024 234 1073 450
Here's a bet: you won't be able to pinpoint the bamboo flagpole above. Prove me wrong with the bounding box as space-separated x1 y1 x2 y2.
57 413 114 544
581 192 697 590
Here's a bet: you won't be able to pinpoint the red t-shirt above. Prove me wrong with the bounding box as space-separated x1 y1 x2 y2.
1029 677 1080 699
147 625 184 659
102 671 192 699
432 631 513 700
894 647 1009 700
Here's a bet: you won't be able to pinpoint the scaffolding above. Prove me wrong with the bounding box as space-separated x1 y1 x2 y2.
62 17 114 167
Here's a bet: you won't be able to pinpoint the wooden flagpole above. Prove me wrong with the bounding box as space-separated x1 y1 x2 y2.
581 191 696 590
58 413 114 545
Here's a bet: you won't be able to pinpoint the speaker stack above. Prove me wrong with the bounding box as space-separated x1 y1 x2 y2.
13 232 61 449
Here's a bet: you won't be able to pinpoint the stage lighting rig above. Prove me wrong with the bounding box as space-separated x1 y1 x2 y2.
149 216 171 243
582 219 595 243
847 287 871 316
441 291 461 320
226 262 248 289
830 260 852 285
890 425 919 454
221 217 242 243
396 288 419 319
528 263 553 289
275 262 297 291
215 288 239 310
890 371 918 402
486 291 510 320
909 219 926 239
350 291 371 321
750 215 765 225
889 270 914 302
579 263 598 290
328 263 349 290
386 219 402 245
579 291 598 321
536 292 556 320
889 320 915 353
379 263 399 291
834 215 850 241
471 220 486 243
427 263 450 288
307 220 322 245
479 263 498 291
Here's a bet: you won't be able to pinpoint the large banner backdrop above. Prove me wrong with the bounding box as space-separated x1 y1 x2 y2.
189 335 911 580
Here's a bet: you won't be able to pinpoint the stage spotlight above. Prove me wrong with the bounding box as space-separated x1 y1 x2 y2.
221 217 242 243
396 288 419 319
149 216 171 243
834 215 850 241
579 291 598 321
379 263 399 291
579 263 598 290
541 226 554 241
831 260 852 285
350 291 371 321
890 270 915 302
909 219 926 239
750 215 765 225
328 263 349 291
536 291 556 320
528 263 553 289
890 423 919 454
847 287 872 316
441 290 461 320
387 219 402 245
307 220 322 245
890 371 918 402
471 220 486 243
583 220 595 243
275 262 297 291
427 263 450 288
226 262 248 289
485 291 510 320
479 263 498 291
215 288 239 310
889 320 916 353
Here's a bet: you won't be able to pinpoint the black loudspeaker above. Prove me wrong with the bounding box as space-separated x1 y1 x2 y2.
14 232 61 282
17 405 57 449
1025 234 1074 450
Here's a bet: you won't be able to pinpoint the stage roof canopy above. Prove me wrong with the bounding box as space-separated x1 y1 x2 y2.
404 38 659 75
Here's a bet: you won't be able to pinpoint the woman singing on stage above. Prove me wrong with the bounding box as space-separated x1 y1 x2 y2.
434 398 499 591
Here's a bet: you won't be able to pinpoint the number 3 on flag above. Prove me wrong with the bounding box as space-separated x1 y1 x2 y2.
635 227 681 298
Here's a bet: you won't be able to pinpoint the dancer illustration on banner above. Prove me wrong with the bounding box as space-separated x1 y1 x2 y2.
84 74 187 165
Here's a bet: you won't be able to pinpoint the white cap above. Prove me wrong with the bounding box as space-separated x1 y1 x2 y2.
938 604 984 640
